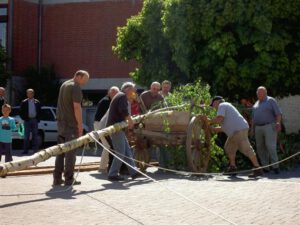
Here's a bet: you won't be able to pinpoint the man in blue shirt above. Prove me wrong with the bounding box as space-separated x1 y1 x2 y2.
0 104 16 165
251 86 282 174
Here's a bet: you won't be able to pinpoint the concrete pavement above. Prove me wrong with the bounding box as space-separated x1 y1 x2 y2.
0 150 300 225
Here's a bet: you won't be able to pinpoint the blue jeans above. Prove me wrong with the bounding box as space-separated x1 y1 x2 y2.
108 131 137 177
23 118 38 152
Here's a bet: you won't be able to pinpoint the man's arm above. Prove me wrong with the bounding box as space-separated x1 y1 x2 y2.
125 115 134 130
73 102 83 136
208 115 224 125
275 114 282 132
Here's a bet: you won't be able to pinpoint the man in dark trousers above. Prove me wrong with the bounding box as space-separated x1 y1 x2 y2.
106 81 141 181
0 87 6 117
20 89 41 154
53 70 89 186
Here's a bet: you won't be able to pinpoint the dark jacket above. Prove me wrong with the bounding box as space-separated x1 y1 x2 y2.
106 92 129 127
94 96 111 122
20 98 42 122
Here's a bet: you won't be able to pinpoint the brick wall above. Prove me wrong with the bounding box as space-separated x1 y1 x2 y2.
41 0 141 78
12 0 38 75
277 95 300 134
11 0 141 79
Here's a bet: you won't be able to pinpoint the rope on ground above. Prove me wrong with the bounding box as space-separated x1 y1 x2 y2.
89 132 238 225
117 148 300 176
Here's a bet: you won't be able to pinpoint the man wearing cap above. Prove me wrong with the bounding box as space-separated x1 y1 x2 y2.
251 86 282 174
207 96 262 177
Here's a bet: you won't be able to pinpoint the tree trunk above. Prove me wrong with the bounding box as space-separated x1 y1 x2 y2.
0 105 185 177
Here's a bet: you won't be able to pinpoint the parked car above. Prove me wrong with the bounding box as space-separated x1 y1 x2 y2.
10 106 89 149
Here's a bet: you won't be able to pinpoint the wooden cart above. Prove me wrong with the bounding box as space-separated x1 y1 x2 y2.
130 110 211 172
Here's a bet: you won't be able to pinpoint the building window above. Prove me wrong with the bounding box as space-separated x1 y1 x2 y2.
0 4 7 48
0 7 7 16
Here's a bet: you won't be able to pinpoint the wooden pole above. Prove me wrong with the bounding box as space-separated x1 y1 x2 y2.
0 105 186 177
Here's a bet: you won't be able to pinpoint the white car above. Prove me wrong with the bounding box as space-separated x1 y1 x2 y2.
11 106 89 149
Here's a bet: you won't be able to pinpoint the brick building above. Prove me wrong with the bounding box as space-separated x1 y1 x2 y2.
2 0 142 104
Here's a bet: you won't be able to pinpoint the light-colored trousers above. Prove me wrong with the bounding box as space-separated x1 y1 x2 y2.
255 123 279 168
94 112 110 172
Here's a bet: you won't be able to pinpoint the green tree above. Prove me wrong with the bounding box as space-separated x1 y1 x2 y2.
113 0 186 87
114 0 300 99
0 46 9 87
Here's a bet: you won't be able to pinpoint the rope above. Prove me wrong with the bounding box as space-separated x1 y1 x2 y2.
129 149 300 176
89 132 238 225
90 133 300 176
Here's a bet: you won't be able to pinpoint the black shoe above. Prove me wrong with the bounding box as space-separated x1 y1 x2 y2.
223 166 237 176
131 172 143 180
273 168 280 174
64 180 81 186
108 175 125 181
248 168 263 178
53 179 64 186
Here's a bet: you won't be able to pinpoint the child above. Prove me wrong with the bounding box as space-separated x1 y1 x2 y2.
0 104 16 165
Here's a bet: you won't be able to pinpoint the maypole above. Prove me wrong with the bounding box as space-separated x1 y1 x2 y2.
0 105 185 177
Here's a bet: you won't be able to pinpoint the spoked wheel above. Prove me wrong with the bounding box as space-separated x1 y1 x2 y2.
185 115 211 172
133 136 150 172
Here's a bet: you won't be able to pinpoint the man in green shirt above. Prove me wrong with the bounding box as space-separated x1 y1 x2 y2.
53 70 89 186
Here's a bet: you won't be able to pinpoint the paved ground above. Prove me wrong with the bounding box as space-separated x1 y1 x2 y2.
0 149 300 225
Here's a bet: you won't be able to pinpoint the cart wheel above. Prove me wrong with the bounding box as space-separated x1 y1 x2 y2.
134 138 150 172
186 115 211 172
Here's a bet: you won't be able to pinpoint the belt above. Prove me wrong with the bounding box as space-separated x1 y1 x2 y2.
255 123 271 126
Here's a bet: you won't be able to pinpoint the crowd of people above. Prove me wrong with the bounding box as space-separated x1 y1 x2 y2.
0 70 283 183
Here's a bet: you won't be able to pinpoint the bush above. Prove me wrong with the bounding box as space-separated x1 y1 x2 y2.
161 80 229 172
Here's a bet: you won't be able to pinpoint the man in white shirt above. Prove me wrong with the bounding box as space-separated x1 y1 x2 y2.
207 96 262 178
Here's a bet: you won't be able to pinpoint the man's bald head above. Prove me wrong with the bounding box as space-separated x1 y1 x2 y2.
150 81 161 96
108 86 120 99
256 86 267 101
0 87 5 97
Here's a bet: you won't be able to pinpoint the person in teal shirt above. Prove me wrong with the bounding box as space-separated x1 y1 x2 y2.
0 104 16 165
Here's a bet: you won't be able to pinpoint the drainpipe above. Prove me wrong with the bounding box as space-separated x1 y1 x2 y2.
37 0 43 73
7 0 14 104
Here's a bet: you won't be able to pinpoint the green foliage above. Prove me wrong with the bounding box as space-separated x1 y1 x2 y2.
20 65 61 105
113 0 186 86
162 80 228 172
277 133 300 170
0 46 9 87
114 0 300 99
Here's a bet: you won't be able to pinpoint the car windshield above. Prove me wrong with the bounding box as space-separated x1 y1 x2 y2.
40 109 56 121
